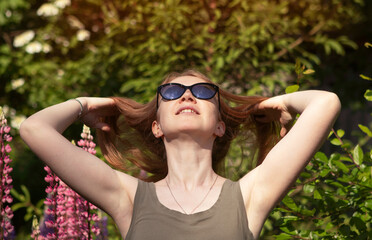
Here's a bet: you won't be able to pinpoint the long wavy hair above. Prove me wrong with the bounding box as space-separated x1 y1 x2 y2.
97 70 280 182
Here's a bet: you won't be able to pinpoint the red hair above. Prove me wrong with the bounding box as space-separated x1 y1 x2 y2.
97 70 280 182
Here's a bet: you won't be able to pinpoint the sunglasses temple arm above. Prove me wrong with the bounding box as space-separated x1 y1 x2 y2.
156 92 159 109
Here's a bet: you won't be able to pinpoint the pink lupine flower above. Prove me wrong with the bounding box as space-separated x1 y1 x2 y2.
0 107 15 239
2 126 10 134
36 165 59 239
35 124 106 240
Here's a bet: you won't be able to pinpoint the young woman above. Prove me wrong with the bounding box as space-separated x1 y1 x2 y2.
20 70 341 239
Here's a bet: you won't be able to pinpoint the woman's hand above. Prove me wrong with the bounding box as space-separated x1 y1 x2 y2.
77 97 119 132
253 95 296 137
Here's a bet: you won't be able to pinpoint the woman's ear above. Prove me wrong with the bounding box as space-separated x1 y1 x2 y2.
214 121 226 137
152 120 163 138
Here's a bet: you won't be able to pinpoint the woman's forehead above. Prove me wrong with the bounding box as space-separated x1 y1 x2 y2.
169 76 208 85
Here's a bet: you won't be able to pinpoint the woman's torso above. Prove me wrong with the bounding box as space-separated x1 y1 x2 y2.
124 179 254 240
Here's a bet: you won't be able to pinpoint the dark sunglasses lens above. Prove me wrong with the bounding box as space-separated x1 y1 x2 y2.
192 84 217 99
160 85 185 100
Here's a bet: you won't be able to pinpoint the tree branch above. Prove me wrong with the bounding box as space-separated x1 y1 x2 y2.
274 21 326 60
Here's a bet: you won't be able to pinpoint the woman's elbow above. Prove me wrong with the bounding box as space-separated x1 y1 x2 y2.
326 92 342 115
19 118 39 143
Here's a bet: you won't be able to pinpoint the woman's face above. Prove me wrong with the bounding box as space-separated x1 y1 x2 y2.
152 76 225 141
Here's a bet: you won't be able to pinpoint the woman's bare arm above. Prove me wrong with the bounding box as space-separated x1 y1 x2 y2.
20 97 137 219
239 90 341 237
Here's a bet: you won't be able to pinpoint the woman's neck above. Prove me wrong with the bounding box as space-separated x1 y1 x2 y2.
163 138 216 191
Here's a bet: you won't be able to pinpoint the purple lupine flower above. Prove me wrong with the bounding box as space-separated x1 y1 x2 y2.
39 166 58 240
0 107 15 239
94 215 109 240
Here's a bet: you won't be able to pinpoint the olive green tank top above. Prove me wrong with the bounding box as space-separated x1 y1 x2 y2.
125 179 254 240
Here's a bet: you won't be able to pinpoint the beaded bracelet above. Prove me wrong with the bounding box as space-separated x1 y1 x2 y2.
70 98 83 119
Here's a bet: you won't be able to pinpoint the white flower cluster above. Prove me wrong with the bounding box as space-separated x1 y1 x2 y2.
10 115 26 130
13 30 35 47
37 3 59 17
55 0 71 9
13 31 52 54
10 78 25 90
0 106 25 130
12 27 53 53
77 29 90 41
25 42 52 54
13 0 91 53
37 0 71 17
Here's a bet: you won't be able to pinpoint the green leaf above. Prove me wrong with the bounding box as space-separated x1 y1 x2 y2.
333 160 349 173
303 69 315 75
304 184 315 193
274 233 293 240
295 58 302 75
340 156 353 163
280 225 296 234
10 188 25 202
327 130 334 138
353 145 364 165
285 84 299 94
10 188 22 200
300 208 316 216
216 56 224 69
11 202 26 212
365 199 372 210
314 189 323 199
281 196 298 211
320 169 330 177
360 74 372 81
336 129 345 138
21 185 31 202
358 124 372 137
25 212 33 221
327 39 345 55
330 138 342 146
364 89 372 101
314 152 328 163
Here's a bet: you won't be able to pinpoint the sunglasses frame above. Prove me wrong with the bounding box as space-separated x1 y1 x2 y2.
156 82 220 110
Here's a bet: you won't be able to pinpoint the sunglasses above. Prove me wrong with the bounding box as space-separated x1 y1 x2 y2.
157 83 220 109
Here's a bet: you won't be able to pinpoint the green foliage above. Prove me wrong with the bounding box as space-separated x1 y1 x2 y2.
260 44 372 239
264 144 372 239
1 0 366 109
11 185 43 221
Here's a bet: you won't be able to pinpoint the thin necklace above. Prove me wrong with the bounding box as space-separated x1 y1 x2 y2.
165 175 219 215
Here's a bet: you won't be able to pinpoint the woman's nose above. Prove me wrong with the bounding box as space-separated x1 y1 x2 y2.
179 89 196 103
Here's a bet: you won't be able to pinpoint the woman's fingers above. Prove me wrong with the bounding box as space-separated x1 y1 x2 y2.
95 122 111 132
252 97 295 137
77 97 119 130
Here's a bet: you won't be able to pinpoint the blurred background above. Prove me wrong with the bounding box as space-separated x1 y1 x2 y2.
1 0 371 238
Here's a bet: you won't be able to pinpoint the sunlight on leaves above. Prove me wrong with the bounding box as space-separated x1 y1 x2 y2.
285 84 299 94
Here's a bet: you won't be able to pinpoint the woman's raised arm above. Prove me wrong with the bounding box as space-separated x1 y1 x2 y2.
20 97 138 219
239 90 341 238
